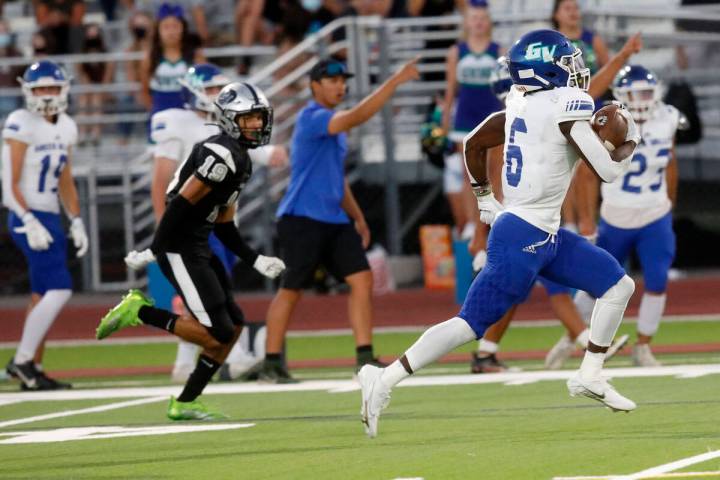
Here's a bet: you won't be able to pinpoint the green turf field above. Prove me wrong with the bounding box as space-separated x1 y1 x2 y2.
1 320 719 479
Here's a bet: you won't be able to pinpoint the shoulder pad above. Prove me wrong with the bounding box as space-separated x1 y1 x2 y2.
150 109 184 143
554 87 594 122
202 141 236 173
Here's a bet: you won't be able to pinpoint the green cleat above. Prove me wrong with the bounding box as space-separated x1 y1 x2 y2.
95 289 152 340
167 396 227 421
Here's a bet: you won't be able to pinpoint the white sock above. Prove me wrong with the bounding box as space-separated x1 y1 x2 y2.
174 340 199 368
477 338 499 354
588 276 635 348
574 328 590 349
574 290 595 325
579 351 605 380
14 289 72 364
381 317 475 388
637 293 666 337
225 328 252 364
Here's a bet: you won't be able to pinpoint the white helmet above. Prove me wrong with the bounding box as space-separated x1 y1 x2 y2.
214 82 273 148
19 60 71 116
612 65 662 122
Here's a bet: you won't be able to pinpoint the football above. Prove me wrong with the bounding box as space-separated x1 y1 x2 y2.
591 104 628 151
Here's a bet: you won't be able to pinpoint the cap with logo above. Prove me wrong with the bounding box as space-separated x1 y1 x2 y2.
309 59 355 81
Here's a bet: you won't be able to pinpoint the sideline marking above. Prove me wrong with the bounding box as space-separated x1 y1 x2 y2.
0 396 166 429
1 364 719 404
553 450 720 480
0 423 255 444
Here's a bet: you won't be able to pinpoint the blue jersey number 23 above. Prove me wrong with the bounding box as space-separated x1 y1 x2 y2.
505 117 526 187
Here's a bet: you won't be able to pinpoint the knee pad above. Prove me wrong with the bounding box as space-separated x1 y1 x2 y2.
599 275 635 307
206 308 235 345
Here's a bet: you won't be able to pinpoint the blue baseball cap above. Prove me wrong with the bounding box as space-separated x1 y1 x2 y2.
309 59 354 81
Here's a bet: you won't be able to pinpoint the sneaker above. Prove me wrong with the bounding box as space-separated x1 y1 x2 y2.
545 335 575 370
470 353 508 374
6 360 55 391
171 364 195 383
567 373 636 412
167 396 227 421
257 362 299 384
355 357 387 374
96 289 152 340
606 334 630 362
632 343 661 367
34 370 72 390
358 365 391 438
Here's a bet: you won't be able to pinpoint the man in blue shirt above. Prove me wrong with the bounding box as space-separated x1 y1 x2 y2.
261 57 420 382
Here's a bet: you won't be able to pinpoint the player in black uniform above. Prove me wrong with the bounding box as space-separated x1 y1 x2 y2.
95 82 285 420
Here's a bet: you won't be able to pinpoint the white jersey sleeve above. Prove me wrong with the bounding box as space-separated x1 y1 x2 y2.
60 114 79 147
2 109 35 145
553 87 595 124
150 109 184 162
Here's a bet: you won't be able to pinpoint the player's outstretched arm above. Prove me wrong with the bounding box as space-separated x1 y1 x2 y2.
588 33 642 100
560 120 636 183
150 175 211 254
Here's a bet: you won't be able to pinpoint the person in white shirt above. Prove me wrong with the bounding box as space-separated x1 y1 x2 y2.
2 60 88 390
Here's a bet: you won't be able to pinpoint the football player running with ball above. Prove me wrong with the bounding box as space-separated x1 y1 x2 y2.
358 30 642 438
571 65 682 367
96 82 285 420
3 61 88 391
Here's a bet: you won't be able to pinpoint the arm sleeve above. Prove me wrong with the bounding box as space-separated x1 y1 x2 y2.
2 111 33 144
569 120 631 183
213 221 259 265
150 194 193 253
555 90 595 124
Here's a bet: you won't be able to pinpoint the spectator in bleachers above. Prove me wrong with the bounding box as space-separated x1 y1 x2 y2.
76 23 114 146
32 0 86 54
140 3 205 115
130 0 208 44
551 0 609 75
235 0 282 74
118 10 153 142
408 0 460 82
0 20 25 119
31 29 55 57
441 0 501 242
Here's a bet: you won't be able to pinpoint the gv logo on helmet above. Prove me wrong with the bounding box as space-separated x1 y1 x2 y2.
524 42 557 63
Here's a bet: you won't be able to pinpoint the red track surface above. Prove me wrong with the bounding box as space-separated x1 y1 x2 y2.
2 277 720 343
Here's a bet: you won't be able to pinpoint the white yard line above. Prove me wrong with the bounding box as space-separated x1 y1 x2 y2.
1 364 719 404
0 396 166 429
1 313 719 349
553 450 720 480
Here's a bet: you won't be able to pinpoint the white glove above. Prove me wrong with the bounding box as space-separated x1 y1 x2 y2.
69 217 89 258
615 103 641 145
472 249 487 273
253 255 286 279
14 212 53 251
475 193 504 226
124 249 156 270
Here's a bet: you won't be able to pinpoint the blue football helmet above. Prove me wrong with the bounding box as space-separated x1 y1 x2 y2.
507 29 590 92
490 56 513 102
612 65 661 122
179 63 230 113
18 60 71 116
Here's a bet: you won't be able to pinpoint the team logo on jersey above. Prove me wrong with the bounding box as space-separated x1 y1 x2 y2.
524 42 557 63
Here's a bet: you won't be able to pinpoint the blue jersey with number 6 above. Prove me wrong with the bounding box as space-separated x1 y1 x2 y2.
1 108 77 215
501 85 594 233
600 103 679 229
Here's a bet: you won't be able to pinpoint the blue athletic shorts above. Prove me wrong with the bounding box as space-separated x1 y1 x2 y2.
597 212 675 293
459 213 625 337
9 210 72 294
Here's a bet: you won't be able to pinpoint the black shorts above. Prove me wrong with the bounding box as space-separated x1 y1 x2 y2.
277 215 370 290
157 250 244 343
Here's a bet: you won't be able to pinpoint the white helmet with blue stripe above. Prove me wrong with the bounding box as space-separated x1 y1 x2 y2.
18 60 71 116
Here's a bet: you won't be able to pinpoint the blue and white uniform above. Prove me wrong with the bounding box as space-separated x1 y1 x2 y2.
597 103 679 293
2 109 78 293
459 85 625 337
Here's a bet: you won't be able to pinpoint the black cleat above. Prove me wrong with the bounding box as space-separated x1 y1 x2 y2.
35 370 72 390
257 362 299 384
470 353 508 374
6 360 56 390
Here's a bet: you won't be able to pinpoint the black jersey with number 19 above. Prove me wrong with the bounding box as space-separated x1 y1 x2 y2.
165 132 252 250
